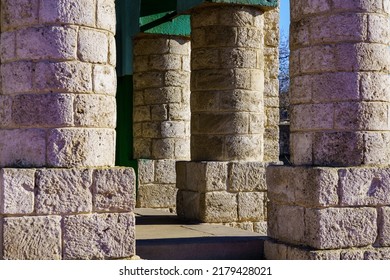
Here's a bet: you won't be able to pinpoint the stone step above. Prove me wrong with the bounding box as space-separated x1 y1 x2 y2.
135 208 267 260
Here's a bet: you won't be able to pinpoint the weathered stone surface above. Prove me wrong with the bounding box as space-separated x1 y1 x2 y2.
238 192 265 222
305 207 377 249
137 184 176 208
228 162 266 192
1 0 39 31
3 216 61 260
35 168 93 214
0 169 35 214
63 213 135 260
93 168 135 212
39 0 96 26
138 159 154 184
0 129 46 167
290 133 313 165
93 65 117 95
1 61 34 94
155 160 176 184
378 207 390 246
253 221 267 235
16 26 77 60
186 161 228 192
338 168 390 206
201 192 238 223
96 0 116 33
176 190 200 221
78 28 108 63
0 95 12 127
363 248 390 260
47 128 115 167
0 32 16 62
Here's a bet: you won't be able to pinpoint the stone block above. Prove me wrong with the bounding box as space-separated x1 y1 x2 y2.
238 192 265 222
93 168 135 212
169 37 190 55
0 129 46 167
223 134 263 161
1 0 39 31
137 184 176 208
228 162 266 192
168 104 190 121
141 122 161 138
367 14 390 44
16 26 77 61
332 0 383 13
299 45 336 74
290 103 334 131
191 48 220 69
363 132 390 165
378 207 390 246
133 106 151 122
185 161 228 192
12 93 74 127
164 71 190 87
0 32 16 62
149 54 182 71
193 112 249 134
63 213 135 260
363 248 390 260
0 169 35 214
133 37 169 56
201 192 238 223
152 138 175 159
236 27 263 49
340 250 364 260
78 28 108 63
74 94 116 128
3 216 61 260
155 160 176 184
264 240 288 260
133 72 164 90
96 0 116 33
266 166 339 207
108 34 116 66
143 87 182 105
133 138 152 159
305 207 377 249
93 65 117 95
1 61 33 95
35 168 93 214
360 72 390 102
39 0 96 26
0 95 12 127
176 190 200 221
219 89 263 112
253 221 267 235
47 128 115 167
160 121 186 138
290 132 313 165
338 168 390 206
138 159 154 184
192 69 235 91
34 61 92 93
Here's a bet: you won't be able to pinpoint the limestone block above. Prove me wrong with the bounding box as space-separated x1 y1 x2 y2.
360 72 390 102
228 162 266 192
93 65 117 95
16 26 77 61
299 45 336 74
249 113 264 134
149 54 182 71
340 250 364 260
169 38 190 55
0 32 16 62
253 221 267 235
164 71 190 87
338 168 390 206
191 90 220 112
363 132 390 164
185 161 228 192
363 248 390 260
385 0 390 14
160 121 186 138
290 19 310 48
192 69 235 91
0 95 12 127
235 68 254 90
133 37 169 56
264 78 278 98
141 122 161 138
266 166 339 207
35 61 92 93
47 128 115 167
12 93 74 127
219 48 258 69
334 102 389 130
1 0 39 31
265 107 279 127
290 132 313 165
192 112 250 134
264 240 288 260
236 27 263 49
152 138 175 159
367 14 390 44
96 0 116 33
63 213 135 260
133 123 142 137
176 190 200 221
133 72 164 90
0 169 35 214
74 94 116 128
300 0 331 16
219 89 263 112
191 135 223 160
191 48 219 69
0 129 46 167
93 168 135 212
108 34 116 66
224 134 263 161
290 75 312 104
35 168 93 214
290 103 334 131
39 0 96 27
313 132 364 166
78 28 108 63
138 159 154 184
3 216 61 260
287 246 340 260
201 192 238 223
332 0 384 13
155 160 176 184
378 207 390 246
137 184 176 208
305 207 377 249
134 106 151 122
168 104 190 121
238 192 265 222
133 138 152 159
1 61 33 94
143 87 182 105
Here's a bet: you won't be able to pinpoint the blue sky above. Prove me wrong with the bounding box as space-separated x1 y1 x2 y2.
280 0 290 35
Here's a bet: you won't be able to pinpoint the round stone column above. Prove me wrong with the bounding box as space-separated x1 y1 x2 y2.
190 5 265 161
0 0 117 168
290 1 390 166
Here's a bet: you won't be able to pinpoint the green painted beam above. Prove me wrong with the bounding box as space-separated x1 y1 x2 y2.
178 0 278 12
140 13 191 36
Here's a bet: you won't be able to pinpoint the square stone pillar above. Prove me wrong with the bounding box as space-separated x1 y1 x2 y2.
266 1 390 259
0 0 136 259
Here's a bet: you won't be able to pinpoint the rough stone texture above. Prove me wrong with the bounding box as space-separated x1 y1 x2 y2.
201 192 238 223
3 216 62 260
93 168 136 212
137 184 177 209
228 162 266 192
378 207 390 246
63 213 135 260
0 169 35 214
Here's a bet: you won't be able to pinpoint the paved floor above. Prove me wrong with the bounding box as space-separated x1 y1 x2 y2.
135 208 267 260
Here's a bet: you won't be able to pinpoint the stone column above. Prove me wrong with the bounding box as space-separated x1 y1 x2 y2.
133 34 191 212
266 1 390 259
177 4 272 233
0 0 135 260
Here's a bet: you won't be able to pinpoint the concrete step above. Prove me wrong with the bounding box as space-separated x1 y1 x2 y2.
135 208 267 260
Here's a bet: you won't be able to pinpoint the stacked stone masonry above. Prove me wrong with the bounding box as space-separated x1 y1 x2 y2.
0 167 136 260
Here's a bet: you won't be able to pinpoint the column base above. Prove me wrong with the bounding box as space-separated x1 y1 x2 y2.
0 167 136 260
176 161 269 234
266 165 390 259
